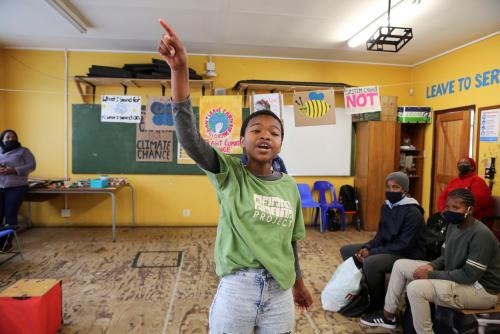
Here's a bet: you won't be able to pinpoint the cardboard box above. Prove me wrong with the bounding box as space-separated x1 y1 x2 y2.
0 279 62 334
397 106 432 123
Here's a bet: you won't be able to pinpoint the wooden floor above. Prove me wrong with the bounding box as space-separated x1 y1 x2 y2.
0 226 399 334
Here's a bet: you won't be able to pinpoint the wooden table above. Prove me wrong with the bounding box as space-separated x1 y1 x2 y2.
26 184 135 242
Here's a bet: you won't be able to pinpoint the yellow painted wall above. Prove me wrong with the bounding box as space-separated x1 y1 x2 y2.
2 48 413 226
411 34 500 214
0 49 5 128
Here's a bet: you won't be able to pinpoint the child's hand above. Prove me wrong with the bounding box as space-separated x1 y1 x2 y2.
292 277 313 310
158 19 187 72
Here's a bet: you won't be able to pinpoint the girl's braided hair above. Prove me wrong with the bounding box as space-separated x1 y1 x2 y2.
447 188 475 207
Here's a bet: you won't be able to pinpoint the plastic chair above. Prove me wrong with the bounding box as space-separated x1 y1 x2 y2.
297 184 321 226
313 181 345 232
340 185 362 231
0 228 23 265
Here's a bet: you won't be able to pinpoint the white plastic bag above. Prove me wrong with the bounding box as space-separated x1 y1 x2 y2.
321 257 363 312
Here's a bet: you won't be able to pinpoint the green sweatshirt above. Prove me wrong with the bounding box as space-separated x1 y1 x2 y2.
429 220 500 294
204 148 305 290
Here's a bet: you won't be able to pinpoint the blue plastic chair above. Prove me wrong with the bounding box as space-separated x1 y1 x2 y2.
297 184 321 226
0 228 23 265
313 181 345 232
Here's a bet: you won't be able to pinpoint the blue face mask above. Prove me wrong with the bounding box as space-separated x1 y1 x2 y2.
442 207 471 225
385 191 404 204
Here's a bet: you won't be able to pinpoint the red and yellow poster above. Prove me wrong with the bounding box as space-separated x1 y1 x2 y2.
199 96 243 154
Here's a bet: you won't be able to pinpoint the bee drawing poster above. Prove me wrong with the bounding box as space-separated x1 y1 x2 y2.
250 93 283 117
293 90 335 127
145 96 175 131
199 95 243 154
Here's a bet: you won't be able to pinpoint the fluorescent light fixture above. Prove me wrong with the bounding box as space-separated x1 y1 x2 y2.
347 0 420 48
45 0 88 34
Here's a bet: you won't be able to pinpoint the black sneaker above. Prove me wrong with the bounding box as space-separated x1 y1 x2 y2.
360 311 397 329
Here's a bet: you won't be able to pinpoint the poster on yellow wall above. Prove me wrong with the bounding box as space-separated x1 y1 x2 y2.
136 110 173 162
199 96 243 154
344 86 381 115
479 108 500 142
145 96 175 131
293 90 335 127
101 95 141 123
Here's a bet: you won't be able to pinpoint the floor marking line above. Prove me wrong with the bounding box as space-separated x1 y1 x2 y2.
162 252 184 334
304 309 321 334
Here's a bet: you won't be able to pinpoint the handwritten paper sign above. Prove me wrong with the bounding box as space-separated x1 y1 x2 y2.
344 86 381 115
136 111 173 162
145 96 175 131
200 96 243 154
101 95 141 123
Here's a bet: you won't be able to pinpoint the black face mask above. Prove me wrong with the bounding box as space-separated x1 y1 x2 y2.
458 165 473 175
2 140 20 152
442 210 467 225
385 191 404 204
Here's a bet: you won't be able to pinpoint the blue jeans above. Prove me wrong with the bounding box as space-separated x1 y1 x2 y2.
209 269 294 334
0 185 28 227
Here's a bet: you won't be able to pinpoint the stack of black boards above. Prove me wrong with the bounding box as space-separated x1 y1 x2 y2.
87 59 203 79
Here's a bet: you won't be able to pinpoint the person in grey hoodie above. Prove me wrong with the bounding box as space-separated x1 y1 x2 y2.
0 129 36 251
340 171 426 312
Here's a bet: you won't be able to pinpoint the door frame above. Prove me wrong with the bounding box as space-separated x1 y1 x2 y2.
429 105 476 215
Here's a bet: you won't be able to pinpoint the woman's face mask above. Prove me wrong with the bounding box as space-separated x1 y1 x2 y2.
2 140 19 150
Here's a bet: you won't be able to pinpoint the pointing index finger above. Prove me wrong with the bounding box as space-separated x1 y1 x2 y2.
159 19 176 37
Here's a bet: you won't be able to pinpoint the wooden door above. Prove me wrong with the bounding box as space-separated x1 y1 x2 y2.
431 107 473 213
355 121 397 231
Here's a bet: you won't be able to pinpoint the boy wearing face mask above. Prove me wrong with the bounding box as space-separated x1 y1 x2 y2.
437 157 493 226
340 171 426 313
361 188 500 333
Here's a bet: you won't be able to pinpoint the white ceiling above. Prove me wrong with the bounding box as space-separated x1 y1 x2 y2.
1 0 499 66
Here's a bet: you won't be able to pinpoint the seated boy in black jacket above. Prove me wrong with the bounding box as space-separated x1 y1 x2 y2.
340 171 426 312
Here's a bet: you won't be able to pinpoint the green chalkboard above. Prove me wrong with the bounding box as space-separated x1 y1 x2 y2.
72 104 249 174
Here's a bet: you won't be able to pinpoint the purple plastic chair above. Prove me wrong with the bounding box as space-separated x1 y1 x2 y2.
313 181 345 232
297 184 321 226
